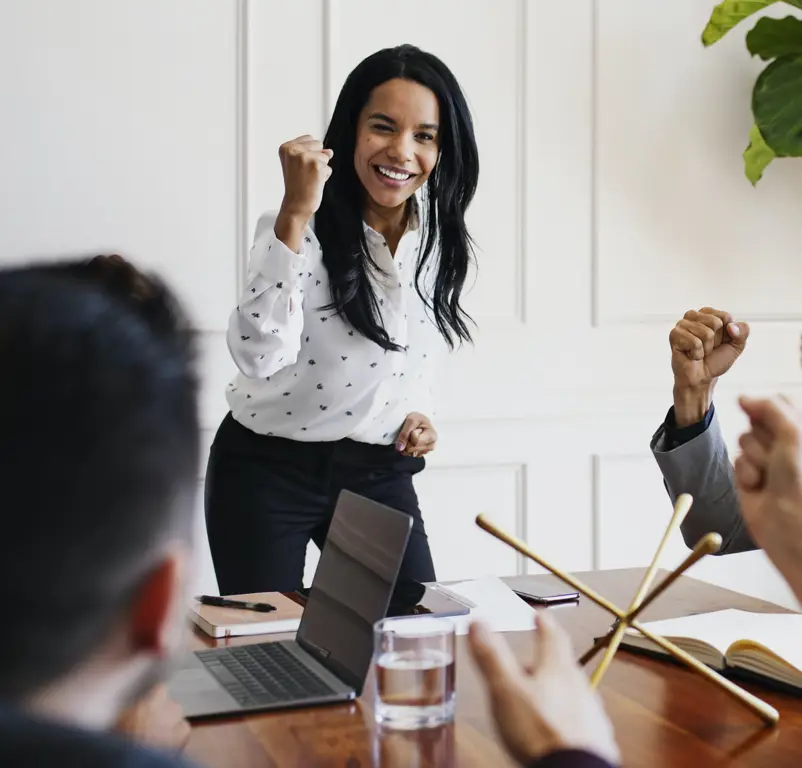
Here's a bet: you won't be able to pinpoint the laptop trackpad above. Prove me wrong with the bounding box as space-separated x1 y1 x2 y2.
167 656 240 719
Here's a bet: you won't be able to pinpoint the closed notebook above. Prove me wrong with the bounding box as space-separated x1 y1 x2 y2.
620 608 802 692
189 593 304 639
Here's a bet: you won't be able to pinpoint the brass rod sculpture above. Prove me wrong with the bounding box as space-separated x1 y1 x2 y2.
475 513 779 726
590 494 693 687
578 530 722 665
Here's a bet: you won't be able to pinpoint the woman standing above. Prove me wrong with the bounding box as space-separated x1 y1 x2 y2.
205 44 479 594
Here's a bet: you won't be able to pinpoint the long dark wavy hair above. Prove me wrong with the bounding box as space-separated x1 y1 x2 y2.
315 44 479 352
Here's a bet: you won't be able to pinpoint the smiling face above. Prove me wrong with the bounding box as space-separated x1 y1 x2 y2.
353 78 441 215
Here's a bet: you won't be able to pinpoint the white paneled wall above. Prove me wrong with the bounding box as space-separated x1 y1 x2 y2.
2 0 802 606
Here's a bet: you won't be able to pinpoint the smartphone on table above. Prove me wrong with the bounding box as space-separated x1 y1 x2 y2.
511 578 579 606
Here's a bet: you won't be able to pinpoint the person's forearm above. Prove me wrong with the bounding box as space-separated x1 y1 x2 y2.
652 407 757 555
786 577 802 607
673 385 713 428
768 536 802 606
274 208 311 254
227 215 308 378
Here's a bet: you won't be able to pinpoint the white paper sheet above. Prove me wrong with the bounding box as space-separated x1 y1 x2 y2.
437 577 537 636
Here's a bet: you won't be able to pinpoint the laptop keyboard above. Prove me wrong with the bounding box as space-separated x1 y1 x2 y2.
196 642 338 707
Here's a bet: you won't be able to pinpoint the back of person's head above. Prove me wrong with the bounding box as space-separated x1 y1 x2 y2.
0 256 199 702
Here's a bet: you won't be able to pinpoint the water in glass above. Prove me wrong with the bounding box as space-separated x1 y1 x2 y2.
373 616 456 729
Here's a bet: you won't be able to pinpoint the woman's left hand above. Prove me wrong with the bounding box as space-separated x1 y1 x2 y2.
397 413 438 458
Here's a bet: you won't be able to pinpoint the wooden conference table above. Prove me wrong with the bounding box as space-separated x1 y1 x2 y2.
184 569 802 767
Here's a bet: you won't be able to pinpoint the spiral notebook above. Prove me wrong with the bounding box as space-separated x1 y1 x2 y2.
189 592 304 638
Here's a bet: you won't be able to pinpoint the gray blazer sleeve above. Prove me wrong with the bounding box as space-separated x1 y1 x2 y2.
650 409 756 554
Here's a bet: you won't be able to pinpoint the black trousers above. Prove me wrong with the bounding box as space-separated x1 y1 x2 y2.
204 413 436 594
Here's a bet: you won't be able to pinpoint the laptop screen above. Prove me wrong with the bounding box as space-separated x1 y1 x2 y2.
297 490 413 692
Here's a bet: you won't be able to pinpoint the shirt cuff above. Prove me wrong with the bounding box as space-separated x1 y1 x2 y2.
662 402 715 451
255 230 308 285
529 749 616 768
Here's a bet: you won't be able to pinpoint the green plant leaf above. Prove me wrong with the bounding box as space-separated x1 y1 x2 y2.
747 15 802 59
752 54 802 155
743 123 776 183
702 0 802 46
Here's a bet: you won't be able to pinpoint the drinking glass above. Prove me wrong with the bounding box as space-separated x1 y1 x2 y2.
373 616 456 730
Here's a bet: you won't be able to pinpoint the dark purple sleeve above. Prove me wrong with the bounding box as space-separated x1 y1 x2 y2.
529 750 616 768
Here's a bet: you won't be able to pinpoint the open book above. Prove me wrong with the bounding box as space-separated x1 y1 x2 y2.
620 609 802 692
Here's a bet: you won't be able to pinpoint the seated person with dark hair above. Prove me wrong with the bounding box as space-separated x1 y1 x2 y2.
0 256 199 767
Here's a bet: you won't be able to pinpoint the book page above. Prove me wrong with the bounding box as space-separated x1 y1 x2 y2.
626 609 764 657
725 612 802 672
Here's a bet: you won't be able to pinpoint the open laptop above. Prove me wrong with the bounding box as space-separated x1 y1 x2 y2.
168 490 412 719
293 579 470 618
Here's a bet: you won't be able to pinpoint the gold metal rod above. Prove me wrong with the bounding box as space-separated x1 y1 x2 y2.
590 494 692 687
581 531 721 670
475 515 779 725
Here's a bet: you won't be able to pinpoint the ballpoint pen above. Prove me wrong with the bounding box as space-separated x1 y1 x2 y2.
195 595 276 613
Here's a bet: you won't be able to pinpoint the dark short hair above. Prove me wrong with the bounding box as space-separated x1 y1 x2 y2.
318 44 480 351
0 257 199 700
